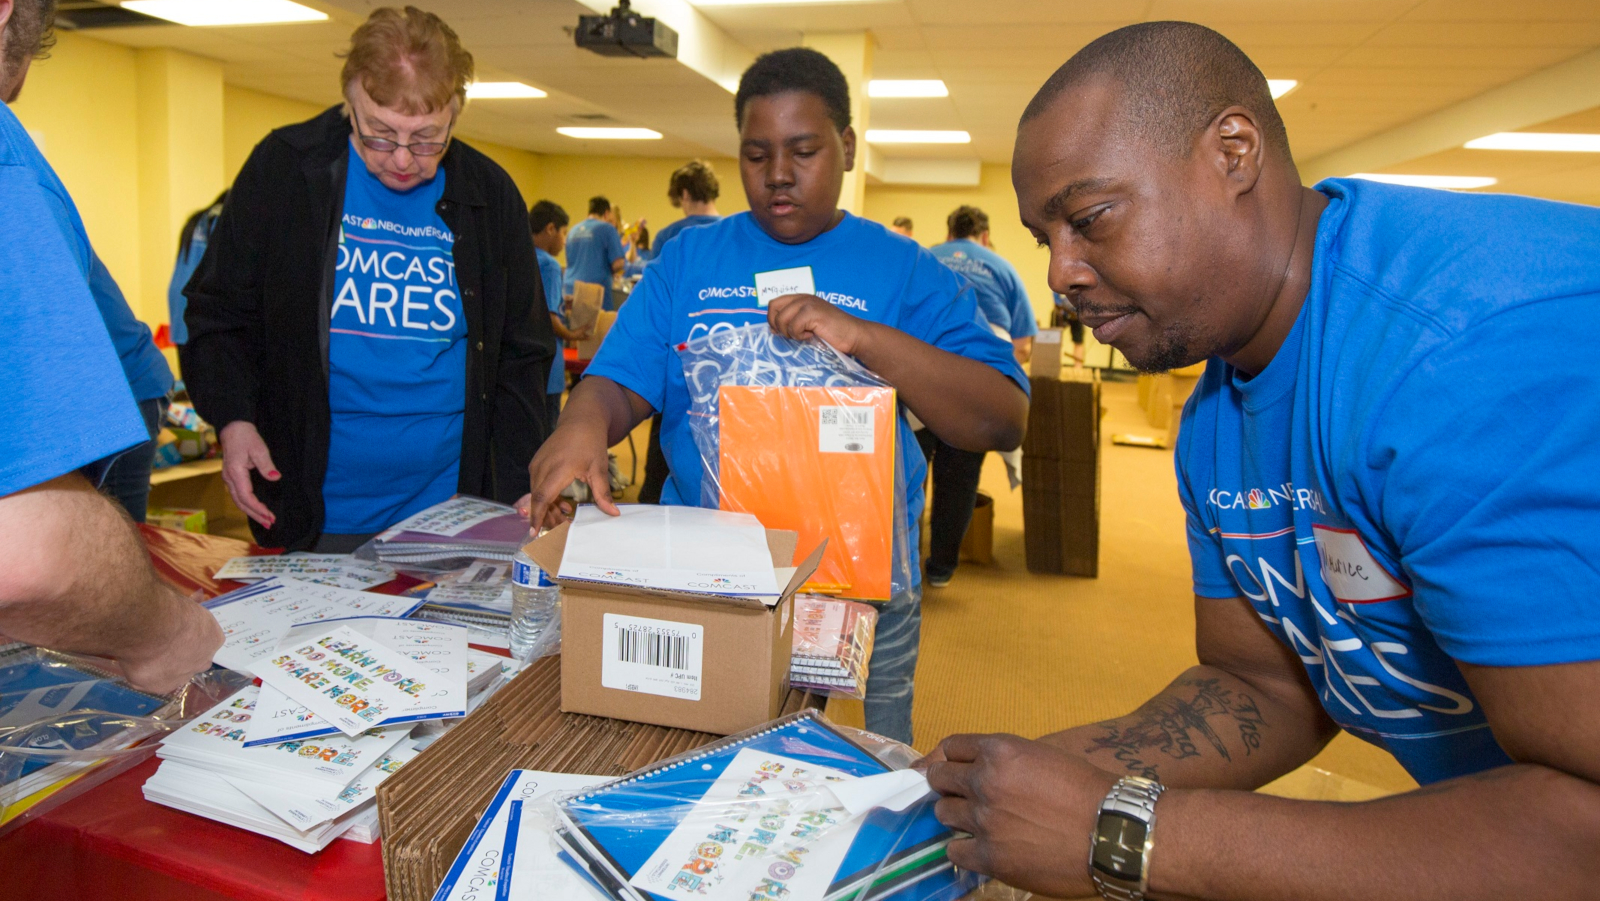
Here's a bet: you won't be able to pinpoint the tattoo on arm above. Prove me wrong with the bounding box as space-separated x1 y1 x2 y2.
1084 677 1266 780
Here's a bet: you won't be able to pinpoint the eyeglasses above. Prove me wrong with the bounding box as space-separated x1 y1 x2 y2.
351 108 452 157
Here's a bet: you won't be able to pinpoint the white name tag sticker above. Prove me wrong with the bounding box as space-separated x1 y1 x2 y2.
1313 526 1412 603
754 266 815 308
819 405 875 454
601 613 704 701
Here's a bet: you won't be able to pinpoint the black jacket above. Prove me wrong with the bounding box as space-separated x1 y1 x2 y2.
184 106 554 550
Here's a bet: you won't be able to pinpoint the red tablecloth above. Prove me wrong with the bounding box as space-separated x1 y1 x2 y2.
0 526 401 901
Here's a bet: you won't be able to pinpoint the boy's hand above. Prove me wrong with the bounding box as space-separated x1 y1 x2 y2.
523 420 618 530
767 294 877 356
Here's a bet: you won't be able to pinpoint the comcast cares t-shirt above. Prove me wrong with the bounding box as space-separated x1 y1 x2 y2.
585 212 1029 586
323 145 466 534
1178 178 1600 785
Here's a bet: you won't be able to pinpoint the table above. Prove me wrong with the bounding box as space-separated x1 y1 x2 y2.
0 526 390 901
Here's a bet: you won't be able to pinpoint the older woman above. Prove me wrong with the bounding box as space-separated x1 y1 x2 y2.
185 7 554 552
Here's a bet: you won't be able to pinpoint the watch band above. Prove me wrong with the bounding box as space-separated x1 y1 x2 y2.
1089 776 1165 901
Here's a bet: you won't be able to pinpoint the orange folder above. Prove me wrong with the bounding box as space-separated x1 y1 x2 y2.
717 385 897 601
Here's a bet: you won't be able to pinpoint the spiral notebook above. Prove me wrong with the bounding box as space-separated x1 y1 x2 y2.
551 710 976 901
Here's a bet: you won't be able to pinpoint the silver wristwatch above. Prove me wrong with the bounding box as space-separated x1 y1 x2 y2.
1088 776 1165 901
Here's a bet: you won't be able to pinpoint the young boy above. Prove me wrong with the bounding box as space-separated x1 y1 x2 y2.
529 200 590 429
523 48 1029 746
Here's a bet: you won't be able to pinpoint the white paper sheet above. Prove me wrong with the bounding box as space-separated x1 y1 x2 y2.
558 505 780 597
251 625 436 737
205 577 422 672
213 555 395 590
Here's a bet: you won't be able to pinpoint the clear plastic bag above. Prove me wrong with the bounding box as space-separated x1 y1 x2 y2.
677 324 913 603
791 595 876 700
531 708 986 901
0 646 252 834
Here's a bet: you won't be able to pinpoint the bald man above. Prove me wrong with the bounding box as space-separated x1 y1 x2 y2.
922 21 1600 901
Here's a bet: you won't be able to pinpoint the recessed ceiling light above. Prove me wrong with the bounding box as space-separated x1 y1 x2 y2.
1350 173 1497 190
868 80 948 98
121 0 326 26
1465 132 1600 152
467 82 547 99
865 129 970 144
557 127 663 140
1267 79 1298 100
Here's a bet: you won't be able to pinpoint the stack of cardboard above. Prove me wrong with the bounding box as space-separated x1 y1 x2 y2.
1021 368 1102 577
1133 362 1207 447
376 655 827 901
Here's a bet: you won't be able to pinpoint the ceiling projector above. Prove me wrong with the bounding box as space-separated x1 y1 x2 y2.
575 0 678 59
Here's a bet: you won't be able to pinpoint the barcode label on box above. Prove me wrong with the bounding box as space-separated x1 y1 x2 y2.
819 405 874 454
601 614 703 701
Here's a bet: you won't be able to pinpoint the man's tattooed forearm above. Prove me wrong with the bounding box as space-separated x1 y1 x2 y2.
1084 677 1267 780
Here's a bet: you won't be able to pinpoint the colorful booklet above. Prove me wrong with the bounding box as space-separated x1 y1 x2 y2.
212 554 396 590
367 497 532 566
551 710 976 901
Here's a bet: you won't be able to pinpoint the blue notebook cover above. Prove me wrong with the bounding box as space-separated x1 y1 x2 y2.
556 710 970 901
0 650 166 785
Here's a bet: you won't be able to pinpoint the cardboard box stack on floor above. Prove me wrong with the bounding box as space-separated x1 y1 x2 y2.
1021 368 1102 577
1137 362 1207 447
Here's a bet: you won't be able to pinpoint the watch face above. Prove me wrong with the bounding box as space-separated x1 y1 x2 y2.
1091 813 1148 882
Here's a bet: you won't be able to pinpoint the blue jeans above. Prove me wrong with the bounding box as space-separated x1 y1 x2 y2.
863 584 922 747
102 397 166 523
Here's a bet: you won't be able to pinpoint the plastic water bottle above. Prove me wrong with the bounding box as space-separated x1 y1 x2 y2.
509 549 560 663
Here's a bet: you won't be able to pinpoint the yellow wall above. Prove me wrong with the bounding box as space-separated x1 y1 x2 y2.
223 84 320 182
864 163 1053 327
11 32 142 320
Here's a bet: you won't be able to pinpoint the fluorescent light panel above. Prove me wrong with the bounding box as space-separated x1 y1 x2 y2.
467 82 547 99
121 0 327 26
1267 79 1298 99
865 129 970 144
868 80 948 98
1465 132 1600 152
1350 173 1497 189
557 127 662 140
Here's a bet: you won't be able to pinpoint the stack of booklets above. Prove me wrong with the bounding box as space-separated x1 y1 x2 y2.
790 595 876 698
212 554 396 591
203 577 424 673
431 769 611 901
546 710 980 901
1 646 173 826
144 685 420 852
408 559 515 649
363 497 532 568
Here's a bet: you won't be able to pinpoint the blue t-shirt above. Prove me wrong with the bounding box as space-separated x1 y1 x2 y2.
537 247 567 396
563 217 625 307
167 214 216 347
89 250 173 402
0 103 146 496
585 212 1029 585
1177 178 1600 785
323 146 466 534
929 239 1037 339
651 214 721 257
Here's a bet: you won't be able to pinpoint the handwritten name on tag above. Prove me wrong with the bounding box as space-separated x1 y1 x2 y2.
754 266 815 308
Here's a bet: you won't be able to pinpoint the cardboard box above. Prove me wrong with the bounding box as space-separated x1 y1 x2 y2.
1030 328 1065 380
525 521 825 735
1021 372 1101 578
147 506 207 533
958 491 995 565
576 310 617 361
570 280 606 332
1021 369 1099 462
